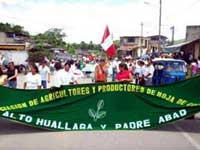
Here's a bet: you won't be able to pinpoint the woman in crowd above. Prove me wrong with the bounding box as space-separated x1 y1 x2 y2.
94 59 108 83
191 59 198 77
24 64 41 89
116 63 133 82
198 57 200 73
72 63 83 83
0 64 7 86
5 61 18 88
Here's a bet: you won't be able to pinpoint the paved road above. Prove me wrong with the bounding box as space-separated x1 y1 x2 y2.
0 118 200 150
2 74 200 149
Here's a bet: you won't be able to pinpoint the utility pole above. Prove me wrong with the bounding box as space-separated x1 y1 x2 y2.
171 26 175 45
140 22 144 57
158 0 162 50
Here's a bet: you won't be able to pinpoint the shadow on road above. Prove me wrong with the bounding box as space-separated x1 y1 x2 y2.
150 120 200 133
1 118 200 135
0 118 48 135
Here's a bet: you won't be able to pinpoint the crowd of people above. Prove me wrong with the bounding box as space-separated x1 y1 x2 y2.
0 52 200 89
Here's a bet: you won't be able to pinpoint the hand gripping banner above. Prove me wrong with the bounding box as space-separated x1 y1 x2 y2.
0 77 200 131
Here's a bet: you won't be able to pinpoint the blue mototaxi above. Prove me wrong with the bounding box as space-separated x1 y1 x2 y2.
152 58 187 86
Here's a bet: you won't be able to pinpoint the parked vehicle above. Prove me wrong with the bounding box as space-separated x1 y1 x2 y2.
0 50 28 73
152 58 187 86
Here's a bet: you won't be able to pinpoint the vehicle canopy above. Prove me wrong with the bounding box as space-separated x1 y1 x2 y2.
152 58 187 85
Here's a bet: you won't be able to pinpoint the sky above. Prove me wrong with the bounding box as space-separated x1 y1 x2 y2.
0 0 200 43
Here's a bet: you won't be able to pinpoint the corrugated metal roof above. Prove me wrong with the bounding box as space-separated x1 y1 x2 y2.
163 39 200 53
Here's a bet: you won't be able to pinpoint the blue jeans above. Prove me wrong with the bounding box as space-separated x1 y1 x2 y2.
145 78 153 86
41 80 47 89
8 80 17 88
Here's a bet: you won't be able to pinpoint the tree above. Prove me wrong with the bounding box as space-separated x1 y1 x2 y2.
88 41 94 50
113 40 120 49
32 28 66 49
67 45 76 55
0 22 29 35
13 25 23 34
44 28 66 47
80 41 87 50
28 50 53 63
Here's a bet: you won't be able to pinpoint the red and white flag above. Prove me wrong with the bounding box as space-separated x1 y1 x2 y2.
101 25 116 57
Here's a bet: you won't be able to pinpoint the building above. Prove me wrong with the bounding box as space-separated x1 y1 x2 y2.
164 25 200 60
0 32 30 67
0 31 30 50
147 35 168 50
0 43 26 50
118 35 168 57
0 32 29 44
186 25 200 41
164 39 200 61
118 36 149 57
0 31 31 50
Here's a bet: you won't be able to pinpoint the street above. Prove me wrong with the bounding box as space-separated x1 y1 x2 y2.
1 0 200 149
0 118 200 150
0 74 199 150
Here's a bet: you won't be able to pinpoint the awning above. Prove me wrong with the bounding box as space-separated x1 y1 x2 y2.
163 41 193 53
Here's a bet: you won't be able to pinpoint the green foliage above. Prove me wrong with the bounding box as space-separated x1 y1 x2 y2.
0 22 103 56
0 22 29 35
32 28 66 49
113 40 120 49
67 45 76 55
28 51 53 63
66 41 101 55
80 41 87 50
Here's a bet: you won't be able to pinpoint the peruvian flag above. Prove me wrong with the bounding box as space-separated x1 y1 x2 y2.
101 25 116 57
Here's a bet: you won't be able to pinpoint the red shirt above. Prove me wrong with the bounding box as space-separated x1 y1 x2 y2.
117 70 131 81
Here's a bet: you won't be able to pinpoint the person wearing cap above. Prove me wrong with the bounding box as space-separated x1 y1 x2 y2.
39 60 50 89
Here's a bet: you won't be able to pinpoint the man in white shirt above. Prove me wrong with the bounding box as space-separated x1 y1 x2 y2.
53 62 75 88
63 62 76 85
134 60 146 85
39 61 50 89
111 58 120 81
72 63 84 82
144 59 155 86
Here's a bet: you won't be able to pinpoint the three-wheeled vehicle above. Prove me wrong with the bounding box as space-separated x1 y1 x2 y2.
152 58 187 86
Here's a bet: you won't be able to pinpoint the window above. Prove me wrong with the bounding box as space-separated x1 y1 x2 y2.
127 37 135 43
